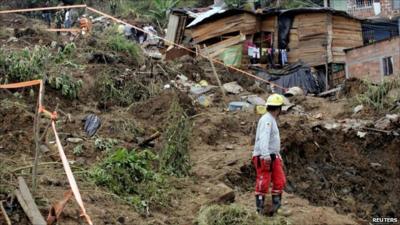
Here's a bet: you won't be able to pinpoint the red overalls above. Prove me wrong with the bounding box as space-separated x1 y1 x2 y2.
252 155 286 195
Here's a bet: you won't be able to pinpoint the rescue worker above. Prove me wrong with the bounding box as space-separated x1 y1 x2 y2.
79 15 92 35
253 93 286 216
110 0 117 15
55 10 64 35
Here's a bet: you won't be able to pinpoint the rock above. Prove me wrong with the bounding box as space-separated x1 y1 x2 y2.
139 64 146 71
284 86 304 97
210 183 235 204
386 114 399 123
323 122 340 130
353 104 364 114
67 137 84 143
225 145 234 150
223 81 243 94
313 113 323 119
370 162 382 168
357 131 367 138
7 37 18 43
40 144 50 153
243 95 265 105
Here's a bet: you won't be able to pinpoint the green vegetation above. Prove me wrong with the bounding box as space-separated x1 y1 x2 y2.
95 138 119 152
73 144 84 156
94 69 162 107
161 98 191 177
196 204 289 225
356 79 400 111
0 45 83 99
48 74 83 99
90 148 171 215
149 0 180 27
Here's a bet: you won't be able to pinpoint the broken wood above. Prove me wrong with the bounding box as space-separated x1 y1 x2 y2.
47 190 73 225
317 87 342 97
362 127 392 135
15 177 46 225
204 45 226 103
138 131 161 147
0 201 12 225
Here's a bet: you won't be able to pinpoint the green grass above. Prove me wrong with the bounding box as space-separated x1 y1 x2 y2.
161 98 191 177
196 204 290 225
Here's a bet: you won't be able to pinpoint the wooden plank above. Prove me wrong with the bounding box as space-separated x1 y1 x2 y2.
200 35 244 58
166 14 180 46
327 13 333 63
261 16 276 32
16 177 46 225
190 13 257 43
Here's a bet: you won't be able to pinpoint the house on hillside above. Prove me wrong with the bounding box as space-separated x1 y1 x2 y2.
330 0 400 43
165 7 364 89
345 36 400 83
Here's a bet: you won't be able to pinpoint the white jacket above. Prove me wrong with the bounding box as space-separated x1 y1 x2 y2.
253 112 280 159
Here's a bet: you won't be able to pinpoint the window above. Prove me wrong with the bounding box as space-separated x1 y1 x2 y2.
394 0 400 9
356 0 373 7
383 57 393 76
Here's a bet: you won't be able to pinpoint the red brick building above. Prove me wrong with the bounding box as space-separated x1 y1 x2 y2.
345 36 400 83
331 0 400 19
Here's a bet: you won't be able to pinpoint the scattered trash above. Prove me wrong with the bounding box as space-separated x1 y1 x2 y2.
199 80 209 87
223 82 243 94
50 41 58 48
83 114 101 137
284 86 304 97
323 122 341 130
190 86 214 95
357 131 367 138
198 95 211 107
353 105 364 114
66 137 84 144
385 114 399 122
225 145 234 150
242 95 265 106
228 101 253 112
177 74 188 82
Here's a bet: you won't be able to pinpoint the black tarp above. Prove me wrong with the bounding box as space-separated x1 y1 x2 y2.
361 20 399 44
278 14 294 49
252 62 325 94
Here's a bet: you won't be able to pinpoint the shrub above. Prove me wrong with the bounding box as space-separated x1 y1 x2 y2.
356 79 400 111
103 28 144 65
196 204 289 225
94 138 119 152
48 74 83 99
90 148 171 215
160 98 191 177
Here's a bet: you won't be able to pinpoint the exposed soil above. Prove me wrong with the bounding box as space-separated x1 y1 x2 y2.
1 11 399 225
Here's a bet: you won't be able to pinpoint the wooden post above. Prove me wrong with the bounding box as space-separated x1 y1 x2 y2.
15 177 46 225
203 45 226 99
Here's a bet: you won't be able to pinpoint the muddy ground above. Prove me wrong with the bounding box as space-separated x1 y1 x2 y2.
1 13 399 225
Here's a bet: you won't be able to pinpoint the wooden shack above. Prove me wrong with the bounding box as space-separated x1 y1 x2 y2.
286 10 363 66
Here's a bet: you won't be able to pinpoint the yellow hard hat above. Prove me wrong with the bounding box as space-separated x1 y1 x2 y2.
266 94 284 106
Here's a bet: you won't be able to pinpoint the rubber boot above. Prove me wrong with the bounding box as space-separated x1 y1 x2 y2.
255 195 265 215
268 194 282 216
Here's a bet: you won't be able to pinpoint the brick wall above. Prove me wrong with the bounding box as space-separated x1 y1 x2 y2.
346 0 400 19
345 36 400 83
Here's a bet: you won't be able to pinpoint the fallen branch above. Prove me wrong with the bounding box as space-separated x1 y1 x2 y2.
138 131 161 147
0 200 12 225
362 127 392 135
12 162 62 173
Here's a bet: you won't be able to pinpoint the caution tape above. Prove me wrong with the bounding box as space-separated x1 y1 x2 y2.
85 7 288 91
0 4 288 91
0 4 86 14
0 80 93 225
